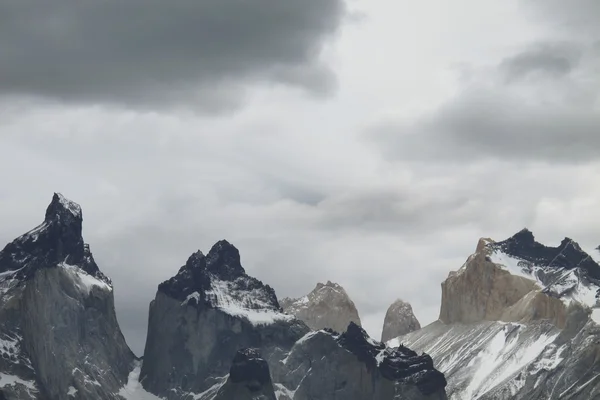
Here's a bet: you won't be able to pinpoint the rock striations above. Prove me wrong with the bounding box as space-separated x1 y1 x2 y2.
381 299 421 343
392 229 600 400
280 281 362 333
0 193 134 400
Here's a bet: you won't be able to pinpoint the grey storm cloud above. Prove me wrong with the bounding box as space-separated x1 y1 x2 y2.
367 40 600 164
499 43 580 82
0 0 347 109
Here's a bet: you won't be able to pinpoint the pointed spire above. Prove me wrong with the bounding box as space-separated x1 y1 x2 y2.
206 240 245 279
45 193 83 224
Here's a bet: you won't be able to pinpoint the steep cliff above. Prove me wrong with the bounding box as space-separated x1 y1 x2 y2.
0 193 134 400
280 281 362 333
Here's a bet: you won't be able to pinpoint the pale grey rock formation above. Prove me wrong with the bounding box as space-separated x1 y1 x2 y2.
280 281 361 333
381 299 421 343
0 193 134 400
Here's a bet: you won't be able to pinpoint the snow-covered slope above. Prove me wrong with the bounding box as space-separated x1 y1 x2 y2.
280 281 362 333
391 229 600 400
486 230 600 322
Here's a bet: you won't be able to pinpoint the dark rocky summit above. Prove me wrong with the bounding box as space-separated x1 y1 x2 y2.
275 322 447 400
494 228 600 280
0 193 134 399
0 193 109 284
140 241 309 399
214 348 277 400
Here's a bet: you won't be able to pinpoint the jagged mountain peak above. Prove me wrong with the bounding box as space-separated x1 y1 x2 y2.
491 229 600 280
206 239 245 279
334 322 446 395
45 192 82 223
158 241 286 326
185 250 206 269
0 193 106 283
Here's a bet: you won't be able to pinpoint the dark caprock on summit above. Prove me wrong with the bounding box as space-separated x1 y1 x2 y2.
494 228 600 280
0 193 134 400
140 240 309 399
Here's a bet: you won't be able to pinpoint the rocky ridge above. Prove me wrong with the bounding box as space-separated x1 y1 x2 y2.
280 281 362 333
0 194 447 400
276 322 447 400
392 229 600 400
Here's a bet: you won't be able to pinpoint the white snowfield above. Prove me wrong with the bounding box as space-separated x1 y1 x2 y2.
395 321 565 400
183 276 294 326
0 372 38 397
119 362 227 400
60 263 112 293
118 362 163 400
488 249 600 324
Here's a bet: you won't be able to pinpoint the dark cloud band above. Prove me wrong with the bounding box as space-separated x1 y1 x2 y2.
0 0 346 109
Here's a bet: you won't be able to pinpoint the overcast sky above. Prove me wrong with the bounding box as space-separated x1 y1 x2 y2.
1 0 600 355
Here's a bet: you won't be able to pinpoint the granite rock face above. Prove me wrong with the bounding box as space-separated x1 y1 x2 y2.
381 299 421 342
280 281 362 333
0 193 134 400
397 229 600 399
140 240 309 399
214 349 277 400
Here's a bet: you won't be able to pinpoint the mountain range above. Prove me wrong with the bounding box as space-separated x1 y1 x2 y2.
1 193 599 399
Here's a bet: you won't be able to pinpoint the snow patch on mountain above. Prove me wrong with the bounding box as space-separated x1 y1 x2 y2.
489 248 600 323
194 277 294 326
55 193 82 218
60 263 112 293
0 372 38 396
119 361 163 400
461 326 558 399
